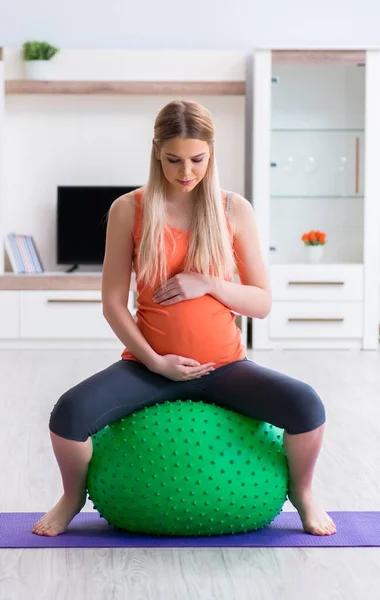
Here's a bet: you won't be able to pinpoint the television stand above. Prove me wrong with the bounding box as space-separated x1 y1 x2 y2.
66 265 79 273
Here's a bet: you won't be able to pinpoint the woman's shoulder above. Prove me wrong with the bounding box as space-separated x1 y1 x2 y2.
110 186 144 214
223 189 251 205
108 187 145 233
222 190 254 236
113 186 144 208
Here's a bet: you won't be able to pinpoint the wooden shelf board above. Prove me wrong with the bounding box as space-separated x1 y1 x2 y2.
5 80 246 96
0 272 137 292
272 50 366 65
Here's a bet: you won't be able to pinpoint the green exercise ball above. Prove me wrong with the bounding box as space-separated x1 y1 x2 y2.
87 400 289 536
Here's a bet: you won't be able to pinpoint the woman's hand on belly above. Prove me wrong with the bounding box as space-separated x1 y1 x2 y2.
152 272 211 306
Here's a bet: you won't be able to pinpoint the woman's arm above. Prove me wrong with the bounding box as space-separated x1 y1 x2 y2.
208 193 272 319
101 191 160 370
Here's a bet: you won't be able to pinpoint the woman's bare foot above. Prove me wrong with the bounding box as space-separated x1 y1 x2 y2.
32 493 87 536
288 489 337 536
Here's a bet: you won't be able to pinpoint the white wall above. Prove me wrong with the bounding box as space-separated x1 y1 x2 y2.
4 96 244 272
0 0 379 49
2 52 245 272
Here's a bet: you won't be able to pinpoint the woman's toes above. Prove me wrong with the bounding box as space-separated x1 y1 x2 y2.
33 519 43 531
34 522 47 535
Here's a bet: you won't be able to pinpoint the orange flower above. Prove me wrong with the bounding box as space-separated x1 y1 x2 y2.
301 229 327 246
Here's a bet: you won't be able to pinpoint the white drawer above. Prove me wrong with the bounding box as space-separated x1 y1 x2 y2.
0 291 20 339
269 301 363 339
20 291 134 340
270 264 363 301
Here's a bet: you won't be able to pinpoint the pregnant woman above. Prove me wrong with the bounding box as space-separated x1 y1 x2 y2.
33 100 336 537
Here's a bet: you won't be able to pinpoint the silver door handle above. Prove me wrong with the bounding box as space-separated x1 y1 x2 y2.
47 299 102 303
287 317 344 323
287 281 345 286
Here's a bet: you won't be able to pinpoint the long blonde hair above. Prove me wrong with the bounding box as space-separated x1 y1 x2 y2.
136 100 236 288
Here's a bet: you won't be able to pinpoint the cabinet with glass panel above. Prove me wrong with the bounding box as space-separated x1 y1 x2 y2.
251 50 379 350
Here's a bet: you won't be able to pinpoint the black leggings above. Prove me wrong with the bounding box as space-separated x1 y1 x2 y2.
49 358 326 441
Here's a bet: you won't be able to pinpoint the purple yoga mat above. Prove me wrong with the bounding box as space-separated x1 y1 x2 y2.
1 511 380 548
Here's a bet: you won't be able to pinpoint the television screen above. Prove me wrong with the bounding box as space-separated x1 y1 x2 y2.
57 186 139 265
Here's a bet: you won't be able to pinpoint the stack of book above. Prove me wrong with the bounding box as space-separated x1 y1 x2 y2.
5 233 44 273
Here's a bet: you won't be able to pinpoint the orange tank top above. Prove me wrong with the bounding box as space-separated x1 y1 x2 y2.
121 190 246 368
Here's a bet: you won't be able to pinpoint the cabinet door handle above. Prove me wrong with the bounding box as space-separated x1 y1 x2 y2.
47 299 102 303
287 281 345 286
287 317 344 322
355 136 360 194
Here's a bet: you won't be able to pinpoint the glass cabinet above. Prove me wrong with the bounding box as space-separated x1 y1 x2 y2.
250 50 379 350
269 55 365 265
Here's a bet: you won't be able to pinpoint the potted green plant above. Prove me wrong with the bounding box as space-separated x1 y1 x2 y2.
22 41 60 80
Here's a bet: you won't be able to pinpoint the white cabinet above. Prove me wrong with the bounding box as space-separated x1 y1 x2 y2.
0 291 19 338
20 291 115 339
270 264 363 302
269 301 363 340
0 287 135 346
264 264 365 348
251 49 380 350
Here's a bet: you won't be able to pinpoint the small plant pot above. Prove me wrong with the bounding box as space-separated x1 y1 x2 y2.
307 244 324 264
24 60 53 80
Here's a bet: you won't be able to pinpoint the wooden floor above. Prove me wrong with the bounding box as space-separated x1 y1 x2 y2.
1 347 380 600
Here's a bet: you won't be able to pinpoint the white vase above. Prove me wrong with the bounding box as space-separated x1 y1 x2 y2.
24 60 53 80
307 244 324 264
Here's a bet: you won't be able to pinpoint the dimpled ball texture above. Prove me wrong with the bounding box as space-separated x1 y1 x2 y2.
86 400 289 536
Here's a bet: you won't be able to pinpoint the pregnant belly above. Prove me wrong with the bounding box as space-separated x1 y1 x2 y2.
136 296 243 365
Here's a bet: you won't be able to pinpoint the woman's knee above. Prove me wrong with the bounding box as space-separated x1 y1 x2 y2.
49 387 89 442
274 378 326 435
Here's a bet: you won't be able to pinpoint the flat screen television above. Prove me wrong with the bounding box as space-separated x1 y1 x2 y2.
57 186 139 268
